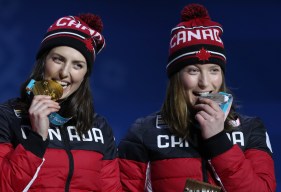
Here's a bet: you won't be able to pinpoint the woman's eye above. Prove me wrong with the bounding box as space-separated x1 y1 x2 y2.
74 63 83 69
188 68 199 74
52 56 64 63
210 67 221 73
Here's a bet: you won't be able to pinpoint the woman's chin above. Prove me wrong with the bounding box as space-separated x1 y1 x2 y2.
60 92 70 100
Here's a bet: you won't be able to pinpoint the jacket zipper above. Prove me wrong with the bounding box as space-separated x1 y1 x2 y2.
60 126 74 192
208 160 227 192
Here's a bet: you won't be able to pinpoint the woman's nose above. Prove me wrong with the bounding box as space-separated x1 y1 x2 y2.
59 64 69 79
198 73 209 88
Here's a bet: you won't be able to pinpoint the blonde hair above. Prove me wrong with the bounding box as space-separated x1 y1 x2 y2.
160 72 236 139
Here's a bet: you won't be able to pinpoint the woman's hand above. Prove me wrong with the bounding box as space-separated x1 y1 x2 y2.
194 97 225 139
29 95 60 140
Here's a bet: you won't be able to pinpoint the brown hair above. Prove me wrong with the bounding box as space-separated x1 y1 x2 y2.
20 51 94 136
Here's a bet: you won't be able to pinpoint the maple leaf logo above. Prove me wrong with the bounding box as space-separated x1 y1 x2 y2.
84 38 94 52
196 47 211 61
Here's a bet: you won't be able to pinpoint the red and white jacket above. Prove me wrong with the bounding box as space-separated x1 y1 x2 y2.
0 98 122 192
118 112 276 192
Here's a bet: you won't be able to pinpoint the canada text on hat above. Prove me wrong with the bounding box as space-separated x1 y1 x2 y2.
36 14 105 69
166 4 226 77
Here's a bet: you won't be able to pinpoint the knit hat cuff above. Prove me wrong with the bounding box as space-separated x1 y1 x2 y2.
36 35 94 67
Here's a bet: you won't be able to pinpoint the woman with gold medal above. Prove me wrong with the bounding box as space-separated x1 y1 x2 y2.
0 13 122 191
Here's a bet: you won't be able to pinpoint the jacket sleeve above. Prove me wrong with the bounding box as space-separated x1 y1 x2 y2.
118 119 149 192
99 117 122 192
0 105 48 192
204 117 276 192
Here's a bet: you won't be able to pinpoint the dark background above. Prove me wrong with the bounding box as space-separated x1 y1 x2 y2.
0 0 280 190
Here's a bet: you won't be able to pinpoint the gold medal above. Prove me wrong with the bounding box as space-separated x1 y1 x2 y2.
32 80 63 101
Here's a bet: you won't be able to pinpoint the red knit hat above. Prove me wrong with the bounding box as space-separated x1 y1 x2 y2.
36 13 105 71
167 4 226 77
